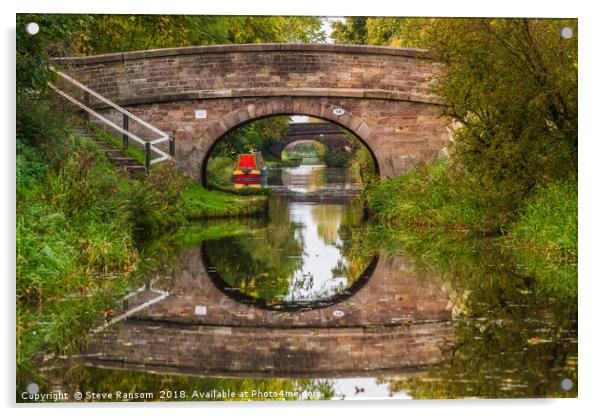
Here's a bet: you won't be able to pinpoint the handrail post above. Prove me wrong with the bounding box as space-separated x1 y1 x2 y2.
83 92 90 122
122 114 129 150
48 68 174 169
145 142 151 171
169 136 175 157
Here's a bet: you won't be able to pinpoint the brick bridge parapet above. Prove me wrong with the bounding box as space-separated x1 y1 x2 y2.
53 43 453 182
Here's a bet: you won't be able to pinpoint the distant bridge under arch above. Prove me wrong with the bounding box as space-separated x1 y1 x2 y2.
268 122 354 157
53 43 453 184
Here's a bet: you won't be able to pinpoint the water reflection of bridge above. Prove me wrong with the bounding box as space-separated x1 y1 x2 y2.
80 250 453 378
269 187 362 203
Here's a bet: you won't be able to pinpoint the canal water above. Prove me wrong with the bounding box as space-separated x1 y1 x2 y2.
203 165 371 310
35 165 577 401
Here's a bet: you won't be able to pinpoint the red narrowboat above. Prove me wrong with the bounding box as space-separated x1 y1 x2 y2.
232 151 267 189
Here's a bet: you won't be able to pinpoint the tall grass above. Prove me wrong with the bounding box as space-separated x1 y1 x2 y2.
206 155 234 189
365 161 510 234
17 119 140 374
365 160 578 299
180 181 268 219
504 179 577 298
16 97 268 382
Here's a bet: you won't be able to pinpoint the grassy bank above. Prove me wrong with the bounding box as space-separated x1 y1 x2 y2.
17 113 145 382
504 180 577 298
365 161 505 233
180 181 268 218
365 161 577 299
16 98 267 384
90 130 270 215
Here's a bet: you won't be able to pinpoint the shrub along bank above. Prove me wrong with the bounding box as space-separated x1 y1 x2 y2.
364 161 577 299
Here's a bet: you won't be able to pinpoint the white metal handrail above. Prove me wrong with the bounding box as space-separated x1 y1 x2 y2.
90 283 169 334
48 67 174 168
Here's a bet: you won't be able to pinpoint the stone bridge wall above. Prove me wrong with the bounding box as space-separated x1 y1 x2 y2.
53 44 453 182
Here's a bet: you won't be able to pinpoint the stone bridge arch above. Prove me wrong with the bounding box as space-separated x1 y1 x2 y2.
200 102 379 183
53 43 454 184
268 122 354 158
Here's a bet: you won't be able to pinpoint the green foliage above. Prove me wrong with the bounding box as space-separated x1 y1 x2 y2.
223 16 326 45
126 162 186 239
428 19 577 199
365 162 577 299
322 150 351 168
332 17 430 48
71 15 229 55
16 98 73 161
505 179 577 298
212 116 291 159
179 181 268 220
263 152 301 168
335 17 578 224
366 160 510 234
331 17 370 45
350 143 377 185
280 150 303 166
16 102 140 373
16 138 46 190
206 156 234 188
16 14 81 94
17 101 137 302
63 15 325 56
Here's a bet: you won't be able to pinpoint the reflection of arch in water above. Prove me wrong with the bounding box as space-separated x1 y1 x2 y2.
201 242 379 312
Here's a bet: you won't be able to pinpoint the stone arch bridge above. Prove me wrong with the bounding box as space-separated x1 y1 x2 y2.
268 122 354 157
53 43 453 183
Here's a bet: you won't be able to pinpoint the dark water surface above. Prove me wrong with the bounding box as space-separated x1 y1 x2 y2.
29 165 577 401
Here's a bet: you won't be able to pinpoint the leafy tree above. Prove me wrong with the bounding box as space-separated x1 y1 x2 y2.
428 18 577 220
225 16 325 44
331 17 369 45
70 15 325 55
211 116 291 159
333 17 578 228
332 17 431 48
16 14 83 95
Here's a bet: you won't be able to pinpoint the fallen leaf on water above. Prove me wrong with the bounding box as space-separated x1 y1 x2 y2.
527 337 550 345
